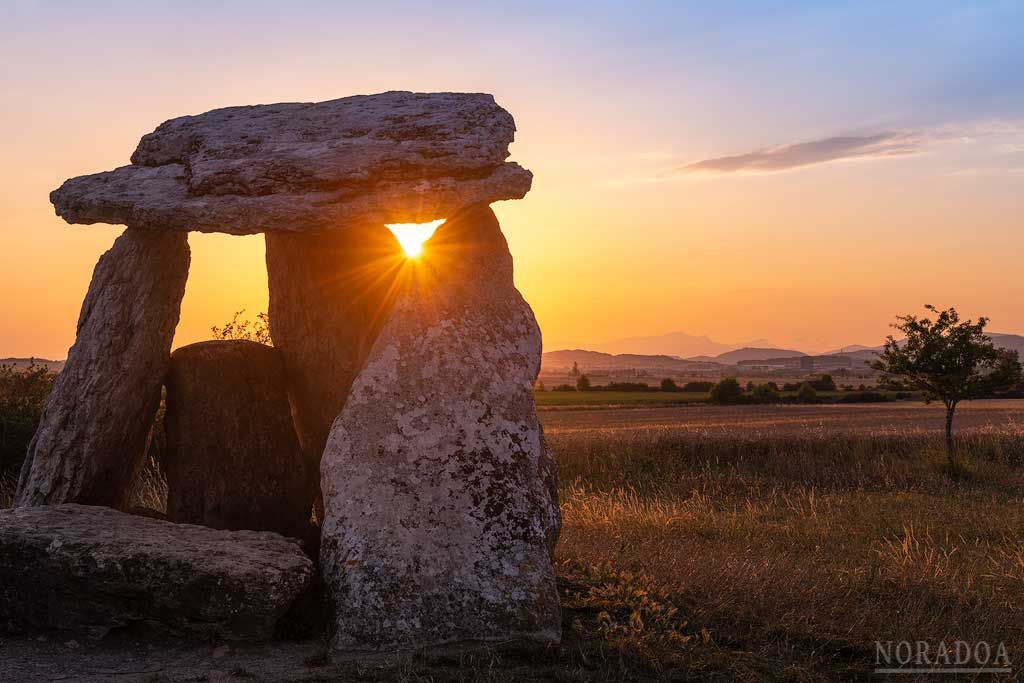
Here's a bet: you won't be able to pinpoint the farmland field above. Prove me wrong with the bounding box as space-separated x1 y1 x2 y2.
540 398 1024 435
534 388 922 408
535 390 710 407
542 399 1024 680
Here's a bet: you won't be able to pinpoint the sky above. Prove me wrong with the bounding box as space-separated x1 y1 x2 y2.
1 0 1023 358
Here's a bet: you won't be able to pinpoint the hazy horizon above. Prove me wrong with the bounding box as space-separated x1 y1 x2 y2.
3 1 1023 358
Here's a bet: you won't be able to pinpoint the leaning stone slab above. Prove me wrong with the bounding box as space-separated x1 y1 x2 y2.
265 223 406 519
320 204 560 655
16 229 189 508
0 504 314 639
51 91 532 234
163 340 311 541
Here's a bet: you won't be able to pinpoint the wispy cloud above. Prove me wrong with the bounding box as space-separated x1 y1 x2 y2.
679 132 922 175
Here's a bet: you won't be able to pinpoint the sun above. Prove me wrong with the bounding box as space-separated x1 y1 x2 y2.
385 219 446 258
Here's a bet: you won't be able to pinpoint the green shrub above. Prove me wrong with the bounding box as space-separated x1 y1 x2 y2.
796 382 818 404
710 378 745 405
0 363 55 477
751 384 781 404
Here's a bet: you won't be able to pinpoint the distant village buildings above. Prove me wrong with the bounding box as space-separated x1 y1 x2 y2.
737 354 856 373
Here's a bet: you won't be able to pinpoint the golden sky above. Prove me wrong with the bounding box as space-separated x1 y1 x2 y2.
2 2 1023 359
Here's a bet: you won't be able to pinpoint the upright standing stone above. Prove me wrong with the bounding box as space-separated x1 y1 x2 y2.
320 204 560 654
16 229 189 508
163 340 311 540
265 224 405 518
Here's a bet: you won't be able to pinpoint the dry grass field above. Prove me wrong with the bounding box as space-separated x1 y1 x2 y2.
4 401 1024 681
544 400 1024 680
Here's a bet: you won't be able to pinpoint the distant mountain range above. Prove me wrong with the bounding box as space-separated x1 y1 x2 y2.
583 331 773 359
543 333 1024 371
712 347 806 364
541 349 703 373
9 333 1024 377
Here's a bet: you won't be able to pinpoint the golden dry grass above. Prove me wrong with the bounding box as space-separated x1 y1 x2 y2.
549 401 1024 680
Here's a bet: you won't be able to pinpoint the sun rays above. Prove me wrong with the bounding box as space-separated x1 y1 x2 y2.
385 219 446 258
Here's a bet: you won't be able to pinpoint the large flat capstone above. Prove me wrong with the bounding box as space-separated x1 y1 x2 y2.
0 505 314 639
51 91 532 234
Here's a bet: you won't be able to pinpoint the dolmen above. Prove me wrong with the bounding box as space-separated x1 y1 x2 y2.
4 91 561 654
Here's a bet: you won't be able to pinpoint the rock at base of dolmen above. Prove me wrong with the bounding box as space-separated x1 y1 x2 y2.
320 204 561 655
0 504 313 639
163 340 311 541
16 229 189 508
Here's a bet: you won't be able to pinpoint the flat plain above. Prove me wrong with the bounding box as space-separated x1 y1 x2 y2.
544 399 1024 680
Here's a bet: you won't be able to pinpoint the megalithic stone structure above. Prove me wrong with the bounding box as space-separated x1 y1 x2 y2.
265 224 406 520
319 204 561 654
21 92 560 654
16 229 189 508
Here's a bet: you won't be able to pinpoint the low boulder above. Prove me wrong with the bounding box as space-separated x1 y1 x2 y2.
163 340 311 541
0 504 313 639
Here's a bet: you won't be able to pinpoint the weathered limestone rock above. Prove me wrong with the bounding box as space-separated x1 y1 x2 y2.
163 340 310 540
320 204 560 654
265 224 406 518
539 426 562 557
51 92 532 235
16 229 189 508
0 504 313 639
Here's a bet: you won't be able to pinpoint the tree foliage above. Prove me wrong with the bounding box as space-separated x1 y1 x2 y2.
710 378 744 405
751 383 781 404
796 383 817 404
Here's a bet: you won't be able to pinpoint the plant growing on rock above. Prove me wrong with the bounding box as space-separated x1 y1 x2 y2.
211 310 272 346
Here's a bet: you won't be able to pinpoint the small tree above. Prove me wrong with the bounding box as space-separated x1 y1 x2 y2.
576 374 592 392
872 305 1022 466
796 383 817 403
751 383 781 404
811 374 836 392
710 378 744 404
660 378 679 392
